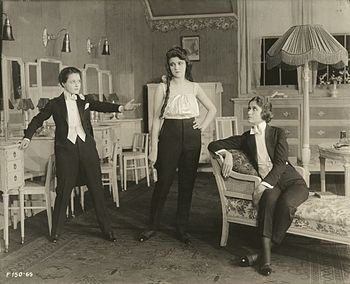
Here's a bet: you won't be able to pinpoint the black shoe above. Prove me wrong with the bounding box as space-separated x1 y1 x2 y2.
239 254 259 267
259 264 272 276
50 234 59 243
177 231 192 245
105 232 117 242
138 230 156 242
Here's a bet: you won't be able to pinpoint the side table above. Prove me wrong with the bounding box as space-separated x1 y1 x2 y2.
318 144 350 196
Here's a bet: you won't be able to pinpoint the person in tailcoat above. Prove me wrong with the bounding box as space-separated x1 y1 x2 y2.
208 96 308 276
20 66 139 242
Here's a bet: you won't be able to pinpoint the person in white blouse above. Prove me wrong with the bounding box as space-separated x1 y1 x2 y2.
19 67 139 243
208 96 308 276
139 46 216 244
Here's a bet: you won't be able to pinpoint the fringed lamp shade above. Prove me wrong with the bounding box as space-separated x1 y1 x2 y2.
0 99 14 110
37 98 50 110
17 98 35 111
266 24 349 182
267 25 348 70
86 94 99 101
107 93 119 103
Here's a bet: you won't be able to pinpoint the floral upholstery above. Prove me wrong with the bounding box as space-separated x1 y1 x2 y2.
226 196 350 238
228 149 258 176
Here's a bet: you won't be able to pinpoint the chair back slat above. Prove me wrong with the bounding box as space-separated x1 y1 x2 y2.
44 154 55 191
215 116 238 140
132 133 149 155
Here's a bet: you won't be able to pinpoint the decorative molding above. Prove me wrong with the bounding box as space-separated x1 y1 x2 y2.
143 0 237 32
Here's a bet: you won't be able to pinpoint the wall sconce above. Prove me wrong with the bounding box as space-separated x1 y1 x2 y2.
17 98 34 128
2 13 15 41
42 27 71 52
86 37 110 55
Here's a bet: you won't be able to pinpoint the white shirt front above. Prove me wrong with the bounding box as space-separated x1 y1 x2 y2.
250 121 273 188
64 91 86 144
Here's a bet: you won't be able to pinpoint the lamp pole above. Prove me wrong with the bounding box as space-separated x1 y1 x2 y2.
302 61 311 186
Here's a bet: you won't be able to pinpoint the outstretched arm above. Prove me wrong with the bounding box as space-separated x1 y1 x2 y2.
149 84 165 165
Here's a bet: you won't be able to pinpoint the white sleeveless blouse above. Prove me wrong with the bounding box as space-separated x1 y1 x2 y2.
162 82 200 119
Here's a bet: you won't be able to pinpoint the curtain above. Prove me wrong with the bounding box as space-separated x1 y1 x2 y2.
0 2 3 111
237 0 260 96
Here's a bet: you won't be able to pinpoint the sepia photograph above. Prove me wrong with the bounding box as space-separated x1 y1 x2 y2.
0 0 349 283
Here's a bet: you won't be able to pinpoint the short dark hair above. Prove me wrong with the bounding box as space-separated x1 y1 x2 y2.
248 96 273 123
58 67 81 87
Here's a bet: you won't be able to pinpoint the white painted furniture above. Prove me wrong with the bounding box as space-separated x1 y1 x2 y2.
122 133 150 191
146 82 222 164
319 144 350 196
0 142 24 252
215 116 238 140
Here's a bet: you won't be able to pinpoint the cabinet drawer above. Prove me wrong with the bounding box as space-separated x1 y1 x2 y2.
7 159 23 173
310 107 350 120
7 171 23 189
310 126 346 139
6 148 22 161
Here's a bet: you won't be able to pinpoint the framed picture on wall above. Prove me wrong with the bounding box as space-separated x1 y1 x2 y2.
181 36 200 61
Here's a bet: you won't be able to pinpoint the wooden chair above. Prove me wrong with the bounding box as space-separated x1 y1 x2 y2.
101 141 121 207
19 154 55 244
74 142 122 210
122 133 150 191
215 116 238 139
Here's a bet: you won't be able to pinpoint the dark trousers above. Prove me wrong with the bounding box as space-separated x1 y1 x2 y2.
149 118 201 231
51 136 112 235
257 179 308 244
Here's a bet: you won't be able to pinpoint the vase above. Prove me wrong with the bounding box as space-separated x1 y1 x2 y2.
329 82 338 98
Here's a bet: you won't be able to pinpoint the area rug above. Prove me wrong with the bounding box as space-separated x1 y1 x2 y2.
0 173 349 284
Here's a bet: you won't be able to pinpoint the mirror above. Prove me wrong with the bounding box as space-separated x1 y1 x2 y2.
1 56 26 138
82 64 100 97
37 58 63 100
100 70 113 101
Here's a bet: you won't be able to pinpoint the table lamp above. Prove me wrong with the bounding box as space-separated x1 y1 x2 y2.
86 93 100 122
17 98 34 128
108 93 119 119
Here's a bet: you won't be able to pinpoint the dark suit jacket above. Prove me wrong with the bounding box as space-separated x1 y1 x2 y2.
208 125 303 187
24 93 121 144
24 93 121 185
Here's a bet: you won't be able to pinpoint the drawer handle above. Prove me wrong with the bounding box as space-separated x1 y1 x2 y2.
14 175 17 181
318 111 325 117
282 112 290 118
317 130 325 136
13 164 17 170
13 152 17 158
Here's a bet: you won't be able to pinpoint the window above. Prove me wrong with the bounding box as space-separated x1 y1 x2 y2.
260 34 350 86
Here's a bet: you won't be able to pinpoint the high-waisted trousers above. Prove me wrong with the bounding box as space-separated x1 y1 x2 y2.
257 178 308 244
149 118 201 231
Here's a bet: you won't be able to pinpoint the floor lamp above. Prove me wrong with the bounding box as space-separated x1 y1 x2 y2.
266 25 348 185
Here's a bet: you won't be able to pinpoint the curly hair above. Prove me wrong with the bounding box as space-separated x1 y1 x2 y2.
159 46 193 118
248 96 273 123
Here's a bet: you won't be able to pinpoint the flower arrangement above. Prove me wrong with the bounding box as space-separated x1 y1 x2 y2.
319 69 350 86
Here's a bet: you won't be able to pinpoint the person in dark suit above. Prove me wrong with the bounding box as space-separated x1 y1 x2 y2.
19 66 139 243
208 96 308 276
